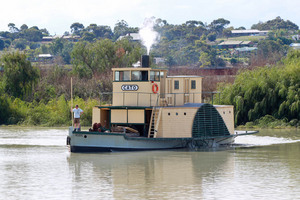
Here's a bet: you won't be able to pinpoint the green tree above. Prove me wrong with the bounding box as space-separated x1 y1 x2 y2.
1 51 40 100
199 52 211 67
50 38 64 55
209 18 230 37
23 27 43 42
20 24 28 32
113 20 130 41
82 32 96 42
207 32 217 42
70 22 85 35
8 23 19 33
0 95 13 124
13 38 27 50
86 24 113 39
0 39 4 50
219 50 300 125
71 38 142 78
251 16 299 30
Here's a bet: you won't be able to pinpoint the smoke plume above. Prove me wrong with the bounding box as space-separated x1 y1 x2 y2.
139 17 159 55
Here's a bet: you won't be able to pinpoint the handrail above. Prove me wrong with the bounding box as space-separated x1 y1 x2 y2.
99 91 221 107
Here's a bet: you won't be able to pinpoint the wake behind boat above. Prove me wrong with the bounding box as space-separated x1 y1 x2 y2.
67 55 258 152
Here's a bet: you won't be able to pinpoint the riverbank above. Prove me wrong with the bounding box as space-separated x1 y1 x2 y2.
237 114 300 129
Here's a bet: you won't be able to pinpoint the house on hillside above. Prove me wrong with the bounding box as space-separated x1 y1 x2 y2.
154 57 165 65
290 43 300 50
41 35 80 44
118 33 141 41
218 41 253 49
33 54 54 63
231 29 269 37
292 35 300 41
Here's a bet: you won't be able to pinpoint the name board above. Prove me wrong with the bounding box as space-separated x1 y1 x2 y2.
121 85 139 91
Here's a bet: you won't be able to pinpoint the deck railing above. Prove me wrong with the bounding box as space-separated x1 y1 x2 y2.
99 91 221 107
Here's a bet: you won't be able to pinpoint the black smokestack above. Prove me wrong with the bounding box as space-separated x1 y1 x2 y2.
141 55 149 68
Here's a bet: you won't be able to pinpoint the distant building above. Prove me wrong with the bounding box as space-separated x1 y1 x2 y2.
292 35 300 41
35 54 54 63
41 35 80 44
118 33 141 41
154 57 165 65
235 47 258 52
218 40 253 49
231 29 269 37
290 43 300 49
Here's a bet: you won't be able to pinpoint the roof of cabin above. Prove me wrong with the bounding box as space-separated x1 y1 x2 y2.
167 75 203 78
112 68 167 71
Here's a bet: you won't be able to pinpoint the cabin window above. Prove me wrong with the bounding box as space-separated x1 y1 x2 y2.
123 71 130 81
160 71 164 79
191 80 196 89
174 80 179 90
131 71 141 81
115 71 130 81
114 71 120 81
131 71 148 81
150 71 160 81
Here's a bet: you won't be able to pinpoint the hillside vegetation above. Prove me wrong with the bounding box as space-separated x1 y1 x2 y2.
219 50 300 128
1 16 300 127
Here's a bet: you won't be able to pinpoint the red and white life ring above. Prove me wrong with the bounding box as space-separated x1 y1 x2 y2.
152 83 159 94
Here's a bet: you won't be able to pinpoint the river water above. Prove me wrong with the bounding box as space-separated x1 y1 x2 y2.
0 127 300 200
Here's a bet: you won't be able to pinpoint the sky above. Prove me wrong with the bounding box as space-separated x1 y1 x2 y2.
1 0 300 35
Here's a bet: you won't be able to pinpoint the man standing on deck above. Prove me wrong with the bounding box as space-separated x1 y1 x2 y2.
71 105 83 131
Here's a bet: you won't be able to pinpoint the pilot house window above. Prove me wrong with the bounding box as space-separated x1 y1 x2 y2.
150 71 160 81
115 71 130 81
131 71 148 81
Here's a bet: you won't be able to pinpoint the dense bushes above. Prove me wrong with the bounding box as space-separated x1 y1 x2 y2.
219 50 300 127
0 95 98 126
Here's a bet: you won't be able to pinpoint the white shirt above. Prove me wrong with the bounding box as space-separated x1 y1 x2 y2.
73 108 83 118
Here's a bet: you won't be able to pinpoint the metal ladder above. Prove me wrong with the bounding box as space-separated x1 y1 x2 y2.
148 107 162 138
148 95 162 138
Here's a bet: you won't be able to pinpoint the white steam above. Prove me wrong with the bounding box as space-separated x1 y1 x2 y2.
139 17 159 55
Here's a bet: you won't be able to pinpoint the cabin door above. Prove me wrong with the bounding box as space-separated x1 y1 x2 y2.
184 78 190 103
166 79 173 105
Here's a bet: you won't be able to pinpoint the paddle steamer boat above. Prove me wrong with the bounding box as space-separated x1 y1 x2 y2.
67 55 257 152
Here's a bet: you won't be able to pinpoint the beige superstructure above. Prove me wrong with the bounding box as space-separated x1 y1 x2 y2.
92 57 234 138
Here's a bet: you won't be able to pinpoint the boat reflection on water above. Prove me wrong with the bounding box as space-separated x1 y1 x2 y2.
67 150 234 199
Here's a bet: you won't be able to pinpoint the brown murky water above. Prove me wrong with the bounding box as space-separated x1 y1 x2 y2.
1 127 300 199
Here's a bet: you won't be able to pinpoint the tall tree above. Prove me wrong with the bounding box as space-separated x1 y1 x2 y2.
23 27 43 42
209 18 230 36
70 22 85 35
1 51 39 99
251 16 299 30
8 23 19 33
86 24 113 39
113 20 130 41
0 39 4 50
20 24 28 32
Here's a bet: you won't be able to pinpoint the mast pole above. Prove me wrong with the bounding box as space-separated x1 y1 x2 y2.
71 77 74 127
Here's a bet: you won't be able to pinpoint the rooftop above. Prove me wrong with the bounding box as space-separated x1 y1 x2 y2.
231 29 269 34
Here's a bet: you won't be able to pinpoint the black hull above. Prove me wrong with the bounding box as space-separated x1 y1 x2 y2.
70 145 185 153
